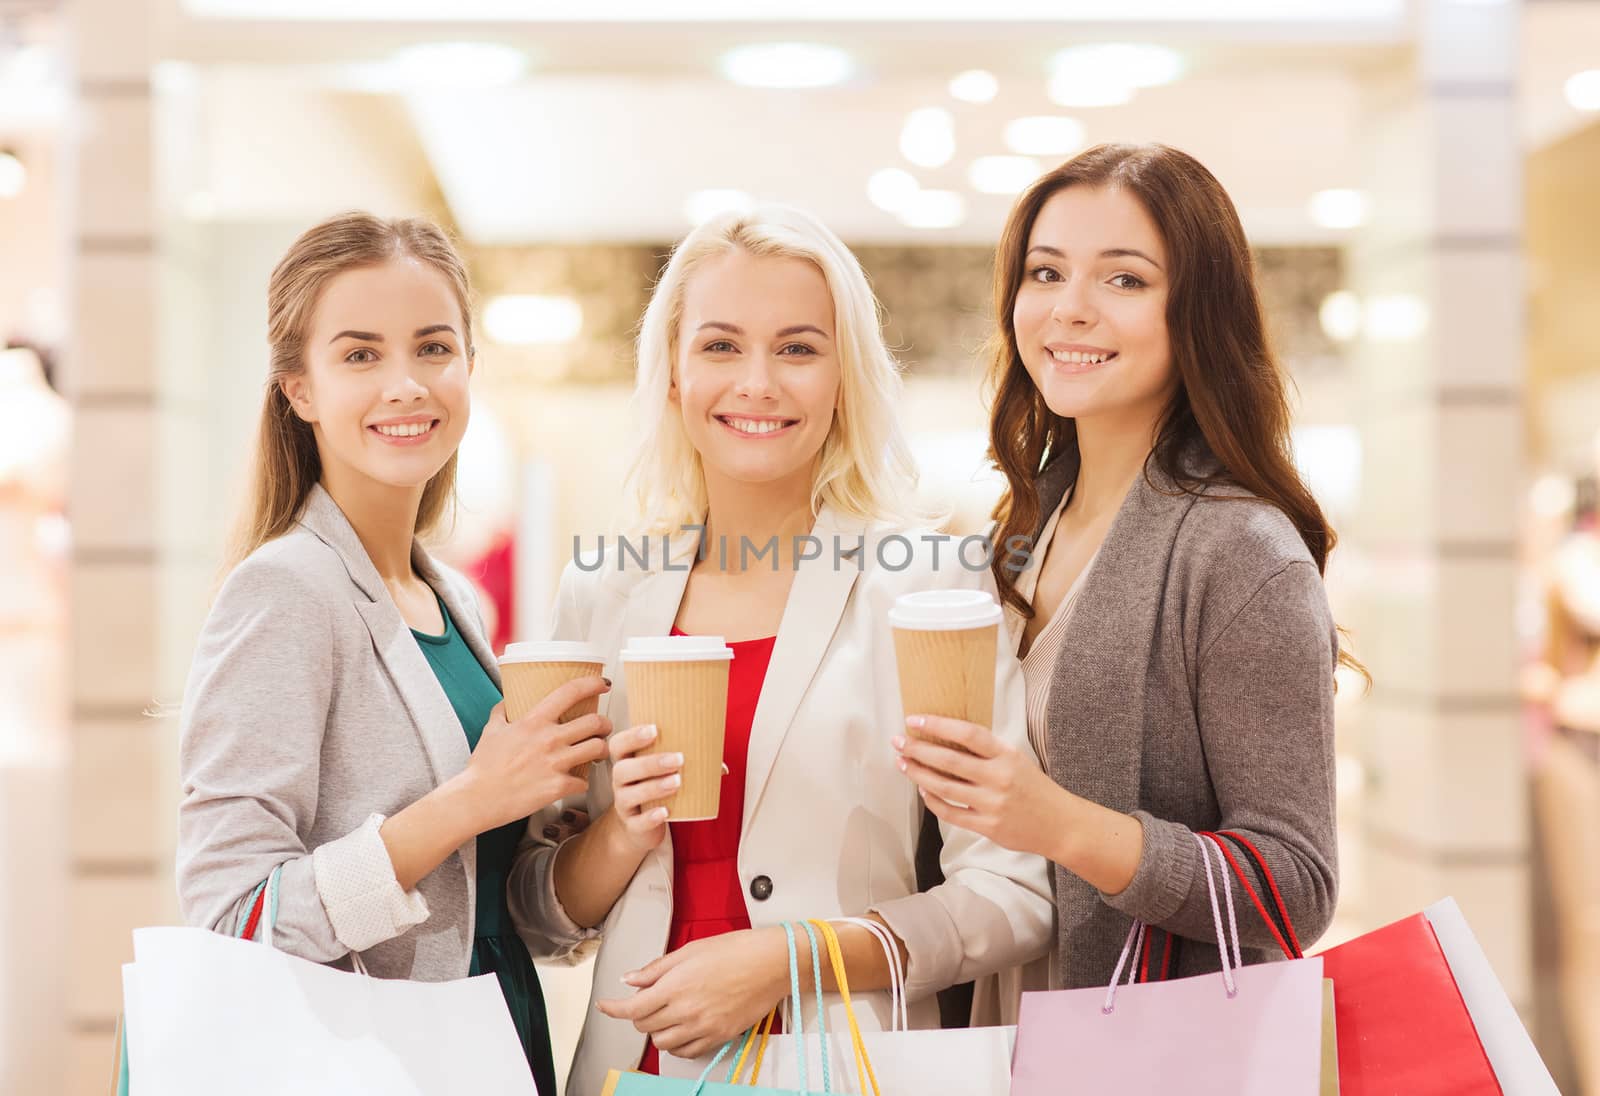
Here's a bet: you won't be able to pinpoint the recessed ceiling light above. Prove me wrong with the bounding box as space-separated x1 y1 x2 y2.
1046 72 1136 109
484 295 583 345
388 42 528 89
1004 116 1086 157
1051 43 1185 89
867 168 920 213
718 43 854 89
684 189 754 225
949 69 999 103
1318 291 1362 343
1308 188 1367 229
968 155 1043 196
900 107 956 169
1566 70 1600 112
898 189 966 230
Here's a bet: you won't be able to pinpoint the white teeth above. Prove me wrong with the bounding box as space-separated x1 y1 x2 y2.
375 421 432 437
723 417 788 435
1051 350 1112 365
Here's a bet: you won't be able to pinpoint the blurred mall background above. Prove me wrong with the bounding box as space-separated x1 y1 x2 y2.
0 0 1597 1092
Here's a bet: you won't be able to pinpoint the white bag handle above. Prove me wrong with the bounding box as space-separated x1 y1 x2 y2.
837 916 908 1032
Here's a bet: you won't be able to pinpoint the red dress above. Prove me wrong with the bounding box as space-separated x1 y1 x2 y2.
638 629 777 1075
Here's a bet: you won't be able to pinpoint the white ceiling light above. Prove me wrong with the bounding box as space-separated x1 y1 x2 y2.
1046 72 1136 108
1308 188 1367 229
484 295 583 345
718 43 854 89
1566 70 1600 112
867 168 920 213
898 189 966 230
388 42 528 89
968 155 1043 196
1318 291 1362 343
1364 294 1429 342
684 189 754 225
0 152 25 199
949 69 999 103
1003 116 1086 156
1050 43 1185 89
900 107 956 168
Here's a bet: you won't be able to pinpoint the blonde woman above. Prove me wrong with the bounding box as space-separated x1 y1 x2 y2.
510 205 1052 1095
175 212 611 1095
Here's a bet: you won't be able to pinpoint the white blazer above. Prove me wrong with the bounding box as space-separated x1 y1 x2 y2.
509 506 1053 1096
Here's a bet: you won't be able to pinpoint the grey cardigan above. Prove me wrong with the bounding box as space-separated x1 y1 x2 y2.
1033 449 1340 989
176 485 495 981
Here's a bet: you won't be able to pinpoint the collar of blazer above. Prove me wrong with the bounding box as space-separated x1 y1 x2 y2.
615 503 871 841
296 483 492 809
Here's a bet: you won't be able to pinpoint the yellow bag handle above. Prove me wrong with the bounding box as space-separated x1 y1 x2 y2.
728 1006 777 1086
808 919 882 1096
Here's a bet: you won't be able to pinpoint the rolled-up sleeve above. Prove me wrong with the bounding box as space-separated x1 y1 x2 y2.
176 559 428 960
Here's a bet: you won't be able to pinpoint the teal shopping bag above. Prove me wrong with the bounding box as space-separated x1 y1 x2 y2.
112 867 279 1095
601 919 882 1096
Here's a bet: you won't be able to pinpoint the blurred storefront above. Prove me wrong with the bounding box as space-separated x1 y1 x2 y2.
0 0 1596 1092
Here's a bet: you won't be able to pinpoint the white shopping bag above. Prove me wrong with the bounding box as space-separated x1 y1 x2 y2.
122 926 538 1096
1425 898 1561 1096
662 917 1014 1094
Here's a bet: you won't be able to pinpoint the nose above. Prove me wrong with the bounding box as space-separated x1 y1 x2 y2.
381 361 429 404
732 353 780 401
1048 274 1097 328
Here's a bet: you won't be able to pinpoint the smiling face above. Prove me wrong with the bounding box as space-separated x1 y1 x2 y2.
670 248 842 495
1011 184 1177 432
280 256 473 497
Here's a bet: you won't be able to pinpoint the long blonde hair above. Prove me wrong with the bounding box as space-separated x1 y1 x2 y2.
626 204 925 535
228 212 475 568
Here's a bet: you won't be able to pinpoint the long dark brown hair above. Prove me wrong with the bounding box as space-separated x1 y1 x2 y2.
987 143 1366 683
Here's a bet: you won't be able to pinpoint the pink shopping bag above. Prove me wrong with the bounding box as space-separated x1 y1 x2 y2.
1010 833 1325 1096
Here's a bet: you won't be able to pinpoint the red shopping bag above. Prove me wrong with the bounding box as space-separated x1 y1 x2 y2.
1209 831 1502 1096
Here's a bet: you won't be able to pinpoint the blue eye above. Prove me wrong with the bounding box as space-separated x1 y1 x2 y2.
778 343 816 357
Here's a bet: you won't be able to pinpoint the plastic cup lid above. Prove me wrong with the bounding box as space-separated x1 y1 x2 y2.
620 635 735 662
499 641 607 665
887 589 1003 630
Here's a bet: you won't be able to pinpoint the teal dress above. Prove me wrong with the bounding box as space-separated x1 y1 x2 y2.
411 598 558 1096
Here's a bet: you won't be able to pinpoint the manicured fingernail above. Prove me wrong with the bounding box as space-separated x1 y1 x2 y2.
670 752 684 767
896 758 908 773
665 775 681 789
645 725 658 739
653 808 670 821
891 736 906 751
623 970 641 985
906 716 925 729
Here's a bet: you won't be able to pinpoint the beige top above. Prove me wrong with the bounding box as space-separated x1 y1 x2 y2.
1015 488 1097 765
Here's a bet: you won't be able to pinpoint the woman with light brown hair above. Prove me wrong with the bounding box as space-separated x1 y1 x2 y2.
174 211 609 1093
896 144 1364 998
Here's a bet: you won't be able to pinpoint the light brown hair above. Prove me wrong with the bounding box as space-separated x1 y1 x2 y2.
987 143 1366 683
228 212 474 568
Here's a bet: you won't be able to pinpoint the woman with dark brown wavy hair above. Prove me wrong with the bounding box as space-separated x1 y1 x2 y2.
894 143 1364 1002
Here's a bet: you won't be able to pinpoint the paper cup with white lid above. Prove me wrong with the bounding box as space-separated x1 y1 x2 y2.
621 635 736 821
889 589 1003 746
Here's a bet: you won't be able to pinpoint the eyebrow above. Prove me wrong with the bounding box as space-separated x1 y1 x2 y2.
1026 245 1163 270
695 321 832 339
328 324 458 345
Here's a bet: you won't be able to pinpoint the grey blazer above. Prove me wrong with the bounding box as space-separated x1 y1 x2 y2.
1033 449 1340 990
176 484 496 981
